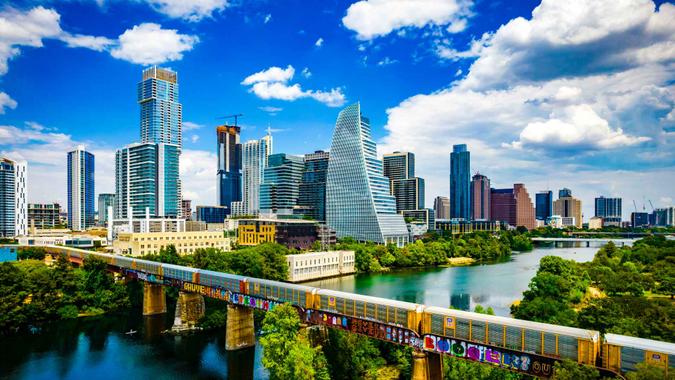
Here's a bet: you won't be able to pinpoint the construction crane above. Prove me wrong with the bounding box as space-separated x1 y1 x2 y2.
217 113 244 126
649 200 655 211
633 200 638 213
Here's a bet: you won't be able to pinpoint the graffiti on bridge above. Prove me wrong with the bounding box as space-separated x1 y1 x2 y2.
304 310 417 345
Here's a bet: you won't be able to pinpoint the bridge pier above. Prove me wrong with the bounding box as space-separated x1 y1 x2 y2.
226 304 255 350
172 291 206 332
142 283 166 316
411 351 443 380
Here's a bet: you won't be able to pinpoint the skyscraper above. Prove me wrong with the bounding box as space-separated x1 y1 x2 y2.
595 196 622 225
553 189 582 228
0 157 27 237
433 196 450 219
470 173 490 220
67 146 95 231
383 152 424 213
115 142 179 218
490 184 536 230
298 150 330 221
217 125 241 212
326 103 408 246
535 191 553 221
259 153 304 215
235 131 272 216
139 66 182 146
450 144 470 219
97 193 115 226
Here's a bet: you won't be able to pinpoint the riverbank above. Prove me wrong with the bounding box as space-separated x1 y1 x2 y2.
444 257 476 266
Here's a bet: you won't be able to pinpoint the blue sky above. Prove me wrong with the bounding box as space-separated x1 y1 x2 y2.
0 0 673 220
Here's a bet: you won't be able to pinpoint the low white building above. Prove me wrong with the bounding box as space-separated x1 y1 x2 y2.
286 250 355 282
17 234 107 248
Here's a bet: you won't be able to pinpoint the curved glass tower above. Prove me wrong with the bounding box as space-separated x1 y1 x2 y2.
326 103 408 246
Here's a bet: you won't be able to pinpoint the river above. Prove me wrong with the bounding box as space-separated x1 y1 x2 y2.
0 242 603 380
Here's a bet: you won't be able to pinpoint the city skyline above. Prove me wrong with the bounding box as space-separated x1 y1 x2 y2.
0 0 673 221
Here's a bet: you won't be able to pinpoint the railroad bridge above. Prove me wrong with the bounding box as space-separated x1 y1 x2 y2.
25 245 675 379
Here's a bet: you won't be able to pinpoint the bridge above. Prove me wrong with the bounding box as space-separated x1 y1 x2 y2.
531 237 636 247
14 245 675 379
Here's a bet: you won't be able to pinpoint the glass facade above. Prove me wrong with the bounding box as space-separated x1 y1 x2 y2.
67 146 95 231
97 193 115 225
240 133 272 215
217 125 242 212
536 191 553 221
259 153 304 214
138 66 182 146
595 196 622 224
298 150 329 221
326 103 408 246
0 158 25 237
196 206 229 223
450 144 470 219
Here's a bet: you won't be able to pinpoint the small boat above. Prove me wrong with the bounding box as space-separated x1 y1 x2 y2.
125 329 137 335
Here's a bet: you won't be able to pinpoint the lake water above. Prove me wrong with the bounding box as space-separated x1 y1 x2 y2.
0 242 602 379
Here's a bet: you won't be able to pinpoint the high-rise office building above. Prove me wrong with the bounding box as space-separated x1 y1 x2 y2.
115 142 180 218
383 152 424 213
536 191 553 221
490 184 536 230
450 144 470 219
139 66 182 146
326 103 408 246
97 194 115 226
217 125 241 212
631 212 649 228
0 157 27 237
298 150 330 221
259 153 304 214
67 146 95 231
196 205 228 223
553 189 582 228
651 207 674 226
181 199 192 220
595 196 622 225
234 131 273 216
28 203 60 229
433 196 450 219
470 173 490 220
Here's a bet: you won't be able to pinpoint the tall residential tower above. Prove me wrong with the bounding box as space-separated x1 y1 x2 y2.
233 131 272 216
67 145 95 231
470 173 490 220
217 125 242 212
450 144 470 219
0 157 27 237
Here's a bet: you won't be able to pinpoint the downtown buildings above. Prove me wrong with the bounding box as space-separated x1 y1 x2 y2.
595 196 622 226
326 103 408 246
232 131 273 216
383 152 425 213
536 191 553 222
433 196 450 220
490 184 536 230
259 153 304 215
28 203 61 229
98 194 115 226
298 150 330 221
470 173 490 220
67 145 95 231
450 144 470 219
553 188 583 228
217 125 242 213
0 157 27 238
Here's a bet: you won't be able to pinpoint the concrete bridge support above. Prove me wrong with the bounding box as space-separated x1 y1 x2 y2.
172 292 206 332
412 351 444 380
142 283 166 316
226 304 255 350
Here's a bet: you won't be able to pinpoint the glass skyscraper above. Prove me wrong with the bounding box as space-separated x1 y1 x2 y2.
217 125 242 212
383 151 425 213
450 144 470 219
67 145 95 231
259 153 304 214
138 66 182 146
0 157 27 237
115 143 179 218
536 191 553 221
298 150 330 221
97 193 115 226
326 103 408 246
235 132 272 216
595 196 622 225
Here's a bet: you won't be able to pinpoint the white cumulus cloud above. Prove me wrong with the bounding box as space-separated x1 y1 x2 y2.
0 92 17 114
342 0 472 40
143 0 229 22
110 23 199 65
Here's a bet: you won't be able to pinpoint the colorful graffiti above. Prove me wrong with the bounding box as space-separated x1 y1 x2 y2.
305 310 417 345
179 281 281 312
415 334 555 377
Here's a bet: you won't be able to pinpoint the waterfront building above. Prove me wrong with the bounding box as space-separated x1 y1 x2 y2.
470 173 490 220
139 66 182 146
115 142 180 218
217 125 242 211
181 199 192 220
325 103 408 246
298 150 329 221
490 184 536 230
67 145 95 231
651 207 674 226
631 212 649 228
196 205 228 223
237 131 273 216
595 196 622 226
259 153 304 215
435 219 501 235
450 144 470 219
97 194 115 226
286 250 356 282
28 203 60 229
589 216 603 230
401 209 435 230
18 234 107 249
113 230 230 256
536 191 553 221
0 157 27 237
433 196 450 219
237 218 333 250
553 189 583 228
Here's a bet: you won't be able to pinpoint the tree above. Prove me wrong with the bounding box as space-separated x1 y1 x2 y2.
0 262 28 333
552 359 600 380
626 362 675 380
17 246 46 261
